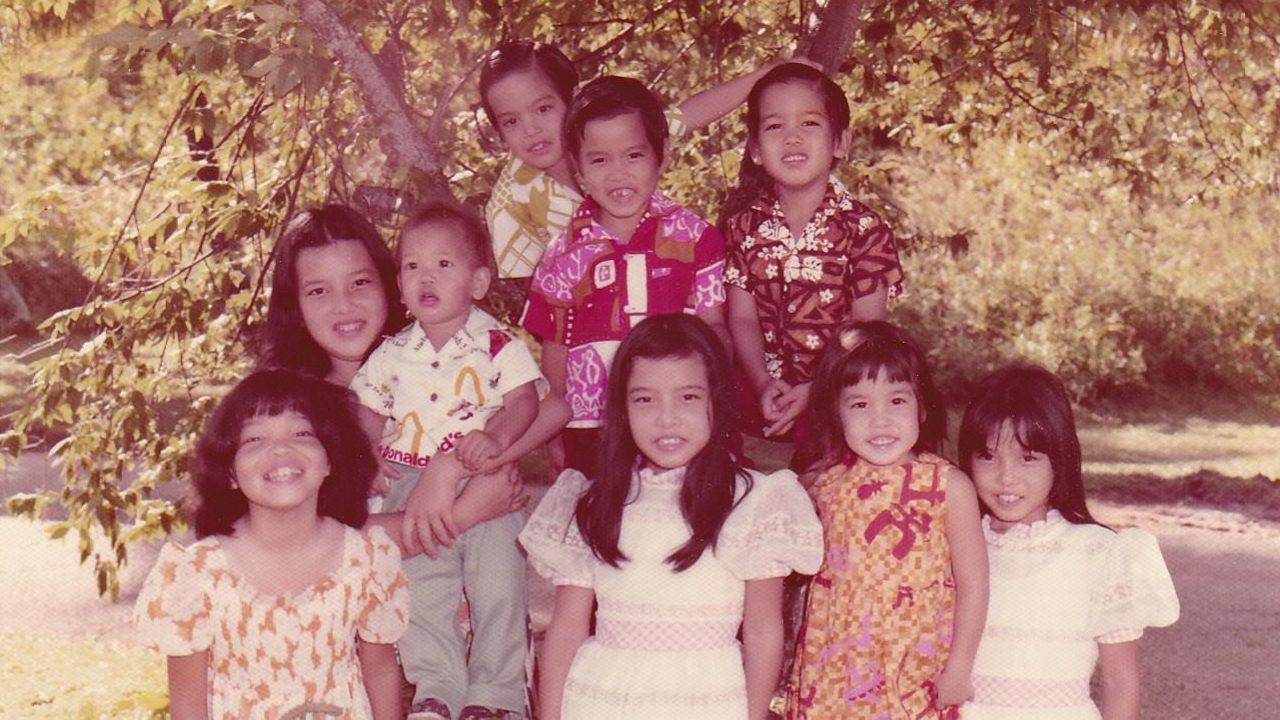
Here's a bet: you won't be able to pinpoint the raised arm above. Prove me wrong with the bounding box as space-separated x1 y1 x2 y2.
937 468 989 707
678 62 780 132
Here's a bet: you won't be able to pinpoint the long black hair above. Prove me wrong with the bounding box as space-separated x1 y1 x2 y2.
191 369 377 537
801 320 946 471
261 204 407 377
958 364 1102 526
574 314 747 571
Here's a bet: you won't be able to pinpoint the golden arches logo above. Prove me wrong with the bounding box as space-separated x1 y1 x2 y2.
453 366 485 406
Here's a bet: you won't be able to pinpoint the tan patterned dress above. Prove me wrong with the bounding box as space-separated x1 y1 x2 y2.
788 453 958 720
134 526 409 720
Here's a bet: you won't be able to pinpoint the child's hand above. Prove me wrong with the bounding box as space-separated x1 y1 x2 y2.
764 382 811 436
401 473 458 559
760 378 793 423
933 665 974 708
455 430 500 472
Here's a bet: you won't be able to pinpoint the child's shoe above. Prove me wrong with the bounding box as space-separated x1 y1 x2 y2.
407 697 452 720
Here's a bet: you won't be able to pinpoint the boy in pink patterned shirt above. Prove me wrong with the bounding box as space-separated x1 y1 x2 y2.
520 76 728 475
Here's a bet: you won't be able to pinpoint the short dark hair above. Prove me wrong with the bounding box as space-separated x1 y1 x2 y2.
261 204 406 378
575 314 748 572
958 364 1101 526
746 62 851 143
563 75 667 169
801 321 946 470
190 369 376 537
479 40 578 127
398 198 496 277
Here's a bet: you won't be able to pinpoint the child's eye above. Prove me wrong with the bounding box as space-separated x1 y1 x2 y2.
538 104 553 114
974 450 994 461
589 156 605 165
352 277 372 289
1023 451 1045 463
239 435 262 446
682 392 702 401
631 395 652 404
847 400 867 409
403 261 417 271
627 150 646 160
303 286 326 297
500 117 516 128
296 429 316 438
439 259 452 268
763 122 782 132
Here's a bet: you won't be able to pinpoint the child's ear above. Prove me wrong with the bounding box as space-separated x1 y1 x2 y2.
471 265 492 301
658 139 670 175
833 127 852 160
746 138 761 166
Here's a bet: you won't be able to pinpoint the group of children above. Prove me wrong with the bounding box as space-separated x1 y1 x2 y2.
133 39 1180 720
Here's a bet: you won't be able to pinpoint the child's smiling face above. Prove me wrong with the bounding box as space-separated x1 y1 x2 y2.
970 422 1055 532
626 354 712 470
751 80 850 196
487 68 570 173
838 370 921 467
233 410 330 517
295 240 388 371
575 110 665 240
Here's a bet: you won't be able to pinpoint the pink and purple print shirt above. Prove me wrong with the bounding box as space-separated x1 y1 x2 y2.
520 192 726 428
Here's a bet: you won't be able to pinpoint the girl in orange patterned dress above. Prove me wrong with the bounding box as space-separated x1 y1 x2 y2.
786 321 988 719
134 369 409 720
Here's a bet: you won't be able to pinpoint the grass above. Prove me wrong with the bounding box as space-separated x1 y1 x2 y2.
0 631 166 719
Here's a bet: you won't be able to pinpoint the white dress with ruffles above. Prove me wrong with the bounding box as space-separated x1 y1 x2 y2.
520 466 824 719
960 510 1179 720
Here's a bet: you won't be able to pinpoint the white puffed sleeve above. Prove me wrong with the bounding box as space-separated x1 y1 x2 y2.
519 469 595 587
133 541 214 656
1090 527 1180 642
716 468 825 580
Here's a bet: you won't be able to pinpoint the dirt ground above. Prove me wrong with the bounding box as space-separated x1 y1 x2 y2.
3 414 1280 718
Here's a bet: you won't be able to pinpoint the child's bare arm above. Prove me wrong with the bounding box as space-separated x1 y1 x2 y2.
455 380 539 470
742 576 786 720
476 392 572 473
727 287 771 393
937 468 989 707
358 640 407 720
1097 640 1140 720
678 60 791 132
848 285 889 322
540 340 570 473
166 652 211 720
401 452 468 557
539 585 595 720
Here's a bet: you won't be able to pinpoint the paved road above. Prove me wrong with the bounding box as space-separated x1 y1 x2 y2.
1 497 1276 718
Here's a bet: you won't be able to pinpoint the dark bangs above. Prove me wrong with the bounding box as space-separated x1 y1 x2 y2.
957 364 1099 526
801 321 945 471
191 369 375 537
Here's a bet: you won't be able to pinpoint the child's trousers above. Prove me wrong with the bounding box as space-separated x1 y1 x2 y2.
384 462 528 716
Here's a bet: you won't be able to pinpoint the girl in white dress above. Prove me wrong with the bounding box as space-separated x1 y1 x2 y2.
520 314 824 720
956 365 1180 720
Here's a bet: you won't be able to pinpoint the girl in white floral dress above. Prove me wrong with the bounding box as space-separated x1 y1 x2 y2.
520 314 824 719
958 365 1180 720
134 369 409 720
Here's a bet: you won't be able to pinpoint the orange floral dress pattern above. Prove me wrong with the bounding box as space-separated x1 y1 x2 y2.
134 526 409 720
788 453 958 720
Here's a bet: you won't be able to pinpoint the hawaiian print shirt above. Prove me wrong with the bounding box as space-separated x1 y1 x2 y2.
724 177 903 385
521 192 726 428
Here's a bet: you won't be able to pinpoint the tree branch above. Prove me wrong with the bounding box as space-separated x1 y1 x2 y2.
798 0 866 72
295 0 447 196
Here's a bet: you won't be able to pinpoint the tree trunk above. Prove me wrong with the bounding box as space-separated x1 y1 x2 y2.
296 0 450 199
799 0 866 73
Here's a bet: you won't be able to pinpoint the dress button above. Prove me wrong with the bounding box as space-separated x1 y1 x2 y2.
431 361 439 368
430 393 438 402
787 303 797 313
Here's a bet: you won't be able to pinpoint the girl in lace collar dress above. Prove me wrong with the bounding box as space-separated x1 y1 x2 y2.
520 314 824 719
957 365 1179 720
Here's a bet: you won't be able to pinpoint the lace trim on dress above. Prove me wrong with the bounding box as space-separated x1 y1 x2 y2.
972 675 1092 708
982 509 1067 547
564 676 742 706
595 618 740 651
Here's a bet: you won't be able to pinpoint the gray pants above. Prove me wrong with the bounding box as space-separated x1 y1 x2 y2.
384 463 528 715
